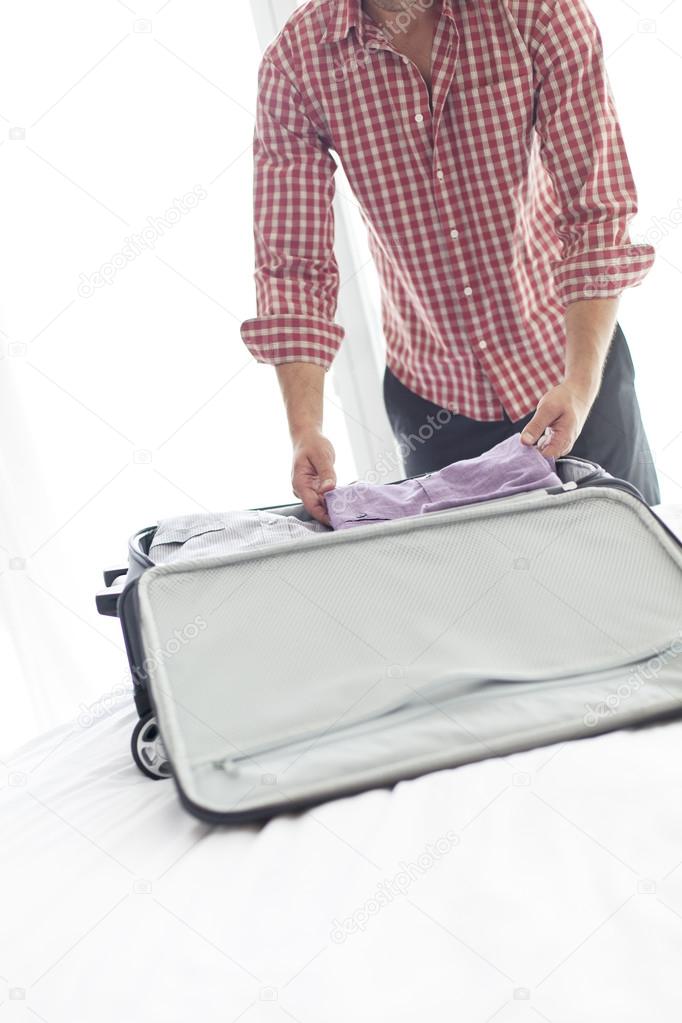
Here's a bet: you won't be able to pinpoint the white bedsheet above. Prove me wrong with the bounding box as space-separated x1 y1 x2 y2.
3 702 682 1022
3 503 682 1022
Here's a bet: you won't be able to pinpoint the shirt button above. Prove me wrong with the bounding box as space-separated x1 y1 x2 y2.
414 113 424 123
437 170 446 182
478 340 487 350
464 286 473 297
402 56 410 65
449 228 459 239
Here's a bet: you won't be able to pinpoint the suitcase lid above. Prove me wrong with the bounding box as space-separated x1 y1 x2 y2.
126 484 682 823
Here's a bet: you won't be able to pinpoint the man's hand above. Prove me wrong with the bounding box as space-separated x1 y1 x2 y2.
292 429 336 525
520 378 599 459
522 298 618 458
275 363 335 524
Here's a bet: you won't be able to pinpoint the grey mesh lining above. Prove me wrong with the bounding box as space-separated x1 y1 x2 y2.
136 486 682 819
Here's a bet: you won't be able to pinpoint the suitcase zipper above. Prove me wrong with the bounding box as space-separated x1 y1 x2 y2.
207 639 682 773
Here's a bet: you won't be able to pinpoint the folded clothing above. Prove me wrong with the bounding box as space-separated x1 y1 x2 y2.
149 510 330 564
325 434 561 530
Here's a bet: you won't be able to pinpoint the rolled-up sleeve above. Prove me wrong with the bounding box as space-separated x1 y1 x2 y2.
240 56 345 369
534 0 655 306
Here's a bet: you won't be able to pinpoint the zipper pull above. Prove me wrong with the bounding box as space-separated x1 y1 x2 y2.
546 481 578 495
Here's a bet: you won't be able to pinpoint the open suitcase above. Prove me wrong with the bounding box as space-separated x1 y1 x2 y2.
96 456 682 823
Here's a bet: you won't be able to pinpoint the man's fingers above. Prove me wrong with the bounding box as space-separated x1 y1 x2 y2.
311 502 332 527
521 406 574 458
538 427 573 459
302 488 331 525
520 406 556 446
312 461 336 493
317 475 336 494
293 462 335 496
290 434 336 526
536 428 553 452
293 475 332 525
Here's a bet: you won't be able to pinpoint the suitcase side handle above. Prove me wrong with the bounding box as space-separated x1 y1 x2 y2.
96 582 125 617
103 566 128 587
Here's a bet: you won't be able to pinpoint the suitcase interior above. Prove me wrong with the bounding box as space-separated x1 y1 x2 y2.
129 484 682 822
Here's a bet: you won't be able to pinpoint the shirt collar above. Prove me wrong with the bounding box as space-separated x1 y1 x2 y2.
320 0 459 47
320 0 360 45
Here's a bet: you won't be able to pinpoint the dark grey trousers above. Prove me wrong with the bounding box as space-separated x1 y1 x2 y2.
383 324 661 505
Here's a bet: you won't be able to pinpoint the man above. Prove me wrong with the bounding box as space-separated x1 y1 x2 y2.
241 0 659 523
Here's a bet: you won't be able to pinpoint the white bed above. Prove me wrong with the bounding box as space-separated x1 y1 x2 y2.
3 507 682 1023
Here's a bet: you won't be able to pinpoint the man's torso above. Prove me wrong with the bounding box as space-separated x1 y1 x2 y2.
260 0 590 420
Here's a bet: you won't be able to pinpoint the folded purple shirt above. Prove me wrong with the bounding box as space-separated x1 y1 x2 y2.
325 434 561 530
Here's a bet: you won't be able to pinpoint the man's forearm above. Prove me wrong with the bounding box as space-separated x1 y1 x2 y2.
522 296 620 456
276 362 336 522
276 362 326 440
563 297 620 405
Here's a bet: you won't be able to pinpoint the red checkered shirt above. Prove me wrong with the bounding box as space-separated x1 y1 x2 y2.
240 0 655 421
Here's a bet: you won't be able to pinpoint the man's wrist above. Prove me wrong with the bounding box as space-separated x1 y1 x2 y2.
275 362 326 446
562 370 601 405
290 422 323 445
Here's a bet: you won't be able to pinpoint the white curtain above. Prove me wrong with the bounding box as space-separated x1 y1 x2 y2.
0 0 361 751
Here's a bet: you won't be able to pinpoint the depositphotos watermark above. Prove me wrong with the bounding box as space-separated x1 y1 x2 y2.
326 401 454 520
136 615 208 683
581 265 630 300
634 198 682 246
583 633 682 728
333 0 436 81
330 830 459 942
76 185 208 297
75 681 133 729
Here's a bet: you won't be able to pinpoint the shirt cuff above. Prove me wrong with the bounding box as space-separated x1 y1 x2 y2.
551 244 656 306
240 313 345 370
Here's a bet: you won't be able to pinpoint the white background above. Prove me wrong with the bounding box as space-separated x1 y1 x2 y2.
0 0 680 751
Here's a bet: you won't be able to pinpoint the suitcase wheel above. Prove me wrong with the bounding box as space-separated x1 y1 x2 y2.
131 713 171 780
